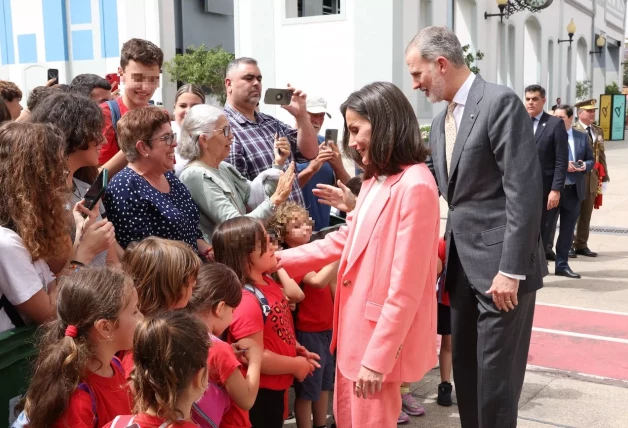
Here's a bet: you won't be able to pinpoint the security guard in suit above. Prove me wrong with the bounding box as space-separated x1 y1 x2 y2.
571 99 610 257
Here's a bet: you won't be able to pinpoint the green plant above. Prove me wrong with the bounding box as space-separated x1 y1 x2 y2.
420 124 431 144
575 80 592 101
163 44 234 104
462 44 484 75
604 81 621 95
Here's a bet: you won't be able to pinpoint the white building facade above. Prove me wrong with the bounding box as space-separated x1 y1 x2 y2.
234 0 627 128
0 0 177 106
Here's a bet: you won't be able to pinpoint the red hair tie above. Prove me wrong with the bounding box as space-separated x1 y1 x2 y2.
65 325 78 338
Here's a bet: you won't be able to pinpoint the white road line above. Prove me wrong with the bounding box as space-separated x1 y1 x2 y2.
532 327 628 345
536 302 628 316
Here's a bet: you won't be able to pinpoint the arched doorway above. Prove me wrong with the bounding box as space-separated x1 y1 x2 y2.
576 38 588 83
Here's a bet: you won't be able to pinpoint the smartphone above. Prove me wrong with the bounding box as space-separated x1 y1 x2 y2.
324 129 338 146
83 169 108 216
264 88 293 106
47 68 59 83
105 73 120 88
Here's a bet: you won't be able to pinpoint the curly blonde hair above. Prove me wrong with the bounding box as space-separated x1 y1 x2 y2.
0 122 71 260
266 202 309 244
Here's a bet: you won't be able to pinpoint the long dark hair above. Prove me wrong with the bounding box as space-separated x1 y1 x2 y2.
131 311 209 422
340 81 429 179
23 268 134 428
212 217 268 284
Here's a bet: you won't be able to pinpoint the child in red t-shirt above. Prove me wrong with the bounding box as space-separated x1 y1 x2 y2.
19 268 142 428
267 203 338 428
119 237 201 376
212 217 321 428
436 237 453 407
103 311 210 428
186 263 264 428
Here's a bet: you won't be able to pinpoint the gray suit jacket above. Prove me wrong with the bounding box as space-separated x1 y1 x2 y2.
427 75 547 294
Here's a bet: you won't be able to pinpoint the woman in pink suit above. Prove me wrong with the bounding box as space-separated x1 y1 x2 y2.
279 82 440 428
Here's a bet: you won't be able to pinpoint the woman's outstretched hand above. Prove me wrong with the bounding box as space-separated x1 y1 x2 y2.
313 180 356 213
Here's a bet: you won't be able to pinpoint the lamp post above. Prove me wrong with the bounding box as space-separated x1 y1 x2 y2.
558 19 576 47
484 0 509 23
590 34 606 55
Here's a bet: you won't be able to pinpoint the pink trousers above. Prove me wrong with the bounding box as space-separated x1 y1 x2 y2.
333 367 401 428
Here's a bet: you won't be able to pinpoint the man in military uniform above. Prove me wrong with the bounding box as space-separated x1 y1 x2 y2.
571 98 610 257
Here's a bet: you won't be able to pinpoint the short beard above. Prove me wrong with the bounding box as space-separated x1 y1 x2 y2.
427 67 446 104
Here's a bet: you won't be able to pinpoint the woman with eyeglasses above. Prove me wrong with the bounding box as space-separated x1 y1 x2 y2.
178 104 295 243
103 106 212 259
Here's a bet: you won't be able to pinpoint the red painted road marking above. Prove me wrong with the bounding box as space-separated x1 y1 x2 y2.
529 303 628 381
527 330 628 381
533 304 628 340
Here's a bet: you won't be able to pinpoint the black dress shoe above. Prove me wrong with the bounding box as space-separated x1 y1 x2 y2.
555 268 581 279
568 248 577 258
545 250 556 261
575 247 598 257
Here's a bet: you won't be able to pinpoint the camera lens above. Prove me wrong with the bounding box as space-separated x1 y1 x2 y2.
275 94 283 101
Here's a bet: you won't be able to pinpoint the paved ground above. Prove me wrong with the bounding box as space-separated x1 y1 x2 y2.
287 140 628 427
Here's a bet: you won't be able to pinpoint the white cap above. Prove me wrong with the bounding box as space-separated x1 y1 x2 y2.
306 96 331 118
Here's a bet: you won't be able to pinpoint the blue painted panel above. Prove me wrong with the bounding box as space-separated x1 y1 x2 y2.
0 0 16 65
72 30 93 60
99 0 119 58
42 0 69 61
17 34 37 63
70 0 92 25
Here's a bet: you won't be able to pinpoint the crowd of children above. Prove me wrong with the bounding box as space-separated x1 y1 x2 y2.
8 184 452 428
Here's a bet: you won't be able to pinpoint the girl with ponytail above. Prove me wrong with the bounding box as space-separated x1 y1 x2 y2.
19 268 142 428
104 311 211 428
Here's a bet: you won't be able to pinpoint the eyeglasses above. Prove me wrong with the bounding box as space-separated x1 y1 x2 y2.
213 125 231 137
149 133 177 146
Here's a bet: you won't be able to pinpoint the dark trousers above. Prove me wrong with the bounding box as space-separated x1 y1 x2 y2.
548 185 582 271
249 388 286 428
448 238 536 428
540 188 552 251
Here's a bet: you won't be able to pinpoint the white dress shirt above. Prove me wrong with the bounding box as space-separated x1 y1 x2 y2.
349 175 387 261
450 73 525 281
532 111 544 134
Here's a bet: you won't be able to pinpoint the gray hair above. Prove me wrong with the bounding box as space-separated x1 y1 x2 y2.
178 104 225 161
406 26 466 68
225 57 258 79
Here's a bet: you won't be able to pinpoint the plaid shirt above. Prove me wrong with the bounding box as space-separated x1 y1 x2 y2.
224 103 308 205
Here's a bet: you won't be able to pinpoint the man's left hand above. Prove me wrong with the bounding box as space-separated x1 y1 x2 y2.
281 84 308 119
547 190 560 210
487 273 519 312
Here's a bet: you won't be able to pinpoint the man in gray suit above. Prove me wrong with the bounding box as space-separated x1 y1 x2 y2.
406 26 547 428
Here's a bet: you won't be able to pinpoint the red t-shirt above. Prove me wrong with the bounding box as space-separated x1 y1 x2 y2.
228 275 296 392
54 360 132 428
118 350 134 379
98 97 129 164
203 336 244 428
103 413 198 428
294 274 333 332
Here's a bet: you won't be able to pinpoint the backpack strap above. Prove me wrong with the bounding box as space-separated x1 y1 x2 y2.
76 382 98 428
108 415 136 428
111 356 124 373
106 100 122 133
243 284 270 324
0 294 25 328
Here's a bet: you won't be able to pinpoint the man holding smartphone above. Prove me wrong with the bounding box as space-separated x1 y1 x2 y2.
223 57 320 206
550 105 594 278
295 97 351 231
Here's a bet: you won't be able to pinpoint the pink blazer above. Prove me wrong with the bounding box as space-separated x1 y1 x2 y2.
279 163 439 382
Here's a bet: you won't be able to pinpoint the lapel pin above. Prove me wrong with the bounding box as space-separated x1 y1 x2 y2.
543 123 546 127
470 114 475 119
